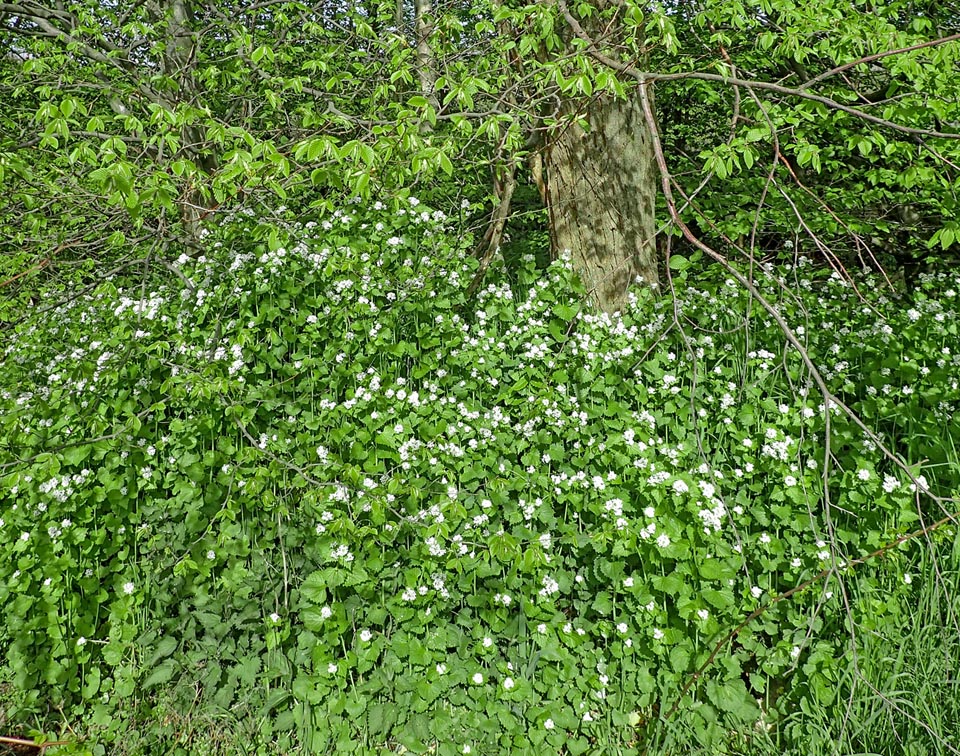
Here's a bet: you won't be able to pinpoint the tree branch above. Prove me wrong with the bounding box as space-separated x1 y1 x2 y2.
799 32 960 91
558 2 960 140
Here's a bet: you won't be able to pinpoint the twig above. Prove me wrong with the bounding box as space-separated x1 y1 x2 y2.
799 33 960 91
0 735 70 752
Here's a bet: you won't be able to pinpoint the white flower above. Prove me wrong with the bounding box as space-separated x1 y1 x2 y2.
20 532 29 542
653 628 664 640
122 582 135 595
327 663 338 674
656 534 671 548
616 622 628 633
482 636 493 648
790 646 801 659
904 573 912 585
462 747 471 755
697 609 709 620
672 480 689 494
539 576 560 597
472 672 484 684
320 605 333 619
643 506 655 518
751 586 763 599
784 475 797 487
206 550 215 560
623 577 634 588
359 629 373 642
759 533 771 544
402 588 417 601
503 677 515 690
77 637 87 647
544 718 555 730
857 469 870 481
269 612 280 623
436 663 447 675
537 623 547 634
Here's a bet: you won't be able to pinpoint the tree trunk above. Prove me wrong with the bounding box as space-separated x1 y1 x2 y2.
413 0 439 130
147 0 216 239
543 91 659 313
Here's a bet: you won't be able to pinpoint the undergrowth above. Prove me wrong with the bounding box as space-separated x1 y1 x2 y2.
1 198 959 755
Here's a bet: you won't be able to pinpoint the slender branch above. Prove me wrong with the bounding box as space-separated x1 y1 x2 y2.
665 506 960 721
558 2 960 140
0 256 50 288
466 158 517 300
0 735 70 752
653 71 960 139
799 32 960 91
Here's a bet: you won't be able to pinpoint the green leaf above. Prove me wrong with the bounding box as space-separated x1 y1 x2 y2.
146 636 179 667
301 571 329 602
301 607 329 632
591 591 613 614
81 667 101 698
706 679 760 720
652 573 685 596
939 227 955 250
668 255 691 272
61 444 91 466
142 659 178 689
701 588 733 609
438 152 453 176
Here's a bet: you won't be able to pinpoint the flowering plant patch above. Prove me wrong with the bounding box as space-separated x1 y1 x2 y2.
1 198 957 753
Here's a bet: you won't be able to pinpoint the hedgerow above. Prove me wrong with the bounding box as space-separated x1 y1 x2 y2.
1 198 958 754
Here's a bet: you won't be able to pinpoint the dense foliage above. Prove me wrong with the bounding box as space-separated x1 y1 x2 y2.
2 200 959 754
4 1 960 753
2 0 958 283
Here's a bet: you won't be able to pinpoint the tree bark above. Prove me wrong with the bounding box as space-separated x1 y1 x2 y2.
146 0 216 238
413 0 439 130
543 90 659 313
